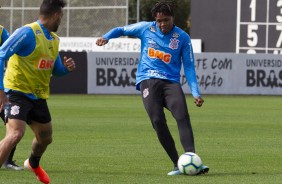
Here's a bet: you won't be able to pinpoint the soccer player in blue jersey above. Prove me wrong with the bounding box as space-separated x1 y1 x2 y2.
0 0 75 183
0 25 23 171
96 1 209 175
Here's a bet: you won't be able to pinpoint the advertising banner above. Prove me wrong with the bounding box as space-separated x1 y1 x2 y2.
87 52 282 95
87 52 140 94
59 37 202 53
189 53 282 95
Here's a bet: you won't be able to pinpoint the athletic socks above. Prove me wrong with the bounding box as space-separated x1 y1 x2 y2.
6 146 16 162
28 154 41 168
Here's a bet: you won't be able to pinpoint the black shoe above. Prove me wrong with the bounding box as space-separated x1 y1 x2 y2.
197 165 209 175
2 160 24 171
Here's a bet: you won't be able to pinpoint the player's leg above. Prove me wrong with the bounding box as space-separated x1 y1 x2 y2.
0 109 23 170
164 82 195 153
2 146 24 170
140 79 179 166
164 82 209 175
24 99 52 184
0 91 29 166
24 121 52 184
5 146 17 163
0 119 26 166
28 121 53 167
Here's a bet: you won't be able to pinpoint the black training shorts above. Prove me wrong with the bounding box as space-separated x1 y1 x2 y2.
4 91 51 124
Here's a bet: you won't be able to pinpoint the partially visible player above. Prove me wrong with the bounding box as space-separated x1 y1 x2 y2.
0 25 23 171
0 0 75 183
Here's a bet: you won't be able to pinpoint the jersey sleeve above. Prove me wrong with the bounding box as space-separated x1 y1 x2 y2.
1 28 10 45
0 26 34 60
181 35 201 98
103 22 150 40
0 26 35 89
52 55 69 76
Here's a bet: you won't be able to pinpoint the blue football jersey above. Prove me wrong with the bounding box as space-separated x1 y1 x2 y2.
103 21 200 97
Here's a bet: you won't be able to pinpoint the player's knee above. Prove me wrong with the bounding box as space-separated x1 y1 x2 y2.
151 117 163 127
174 113 190 123
41 136 53 146
152 119 169 135
37 129 53 145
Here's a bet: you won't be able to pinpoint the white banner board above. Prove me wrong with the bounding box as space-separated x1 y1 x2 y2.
87 52 282 95
189 53 282 95
59 37 202 53
87 52 140 94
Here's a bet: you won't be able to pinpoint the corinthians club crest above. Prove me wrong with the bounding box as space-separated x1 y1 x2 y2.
169 38 179 50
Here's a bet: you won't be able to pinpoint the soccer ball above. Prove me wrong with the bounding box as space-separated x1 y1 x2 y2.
177 152 202 175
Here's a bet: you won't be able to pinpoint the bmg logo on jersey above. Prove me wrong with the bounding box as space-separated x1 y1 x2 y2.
148 47 171 63
38 59 54 70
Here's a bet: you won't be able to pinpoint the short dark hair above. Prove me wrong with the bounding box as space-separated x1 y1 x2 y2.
151 1 175 18
40 0 66 17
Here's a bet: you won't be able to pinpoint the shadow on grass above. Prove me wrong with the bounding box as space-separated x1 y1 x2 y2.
195 171 282 177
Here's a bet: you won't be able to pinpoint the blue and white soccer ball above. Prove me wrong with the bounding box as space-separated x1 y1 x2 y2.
177 152 202 175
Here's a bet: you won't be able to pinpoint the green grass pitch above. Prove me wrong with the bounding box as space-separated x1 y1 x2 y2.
0 95 281 184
